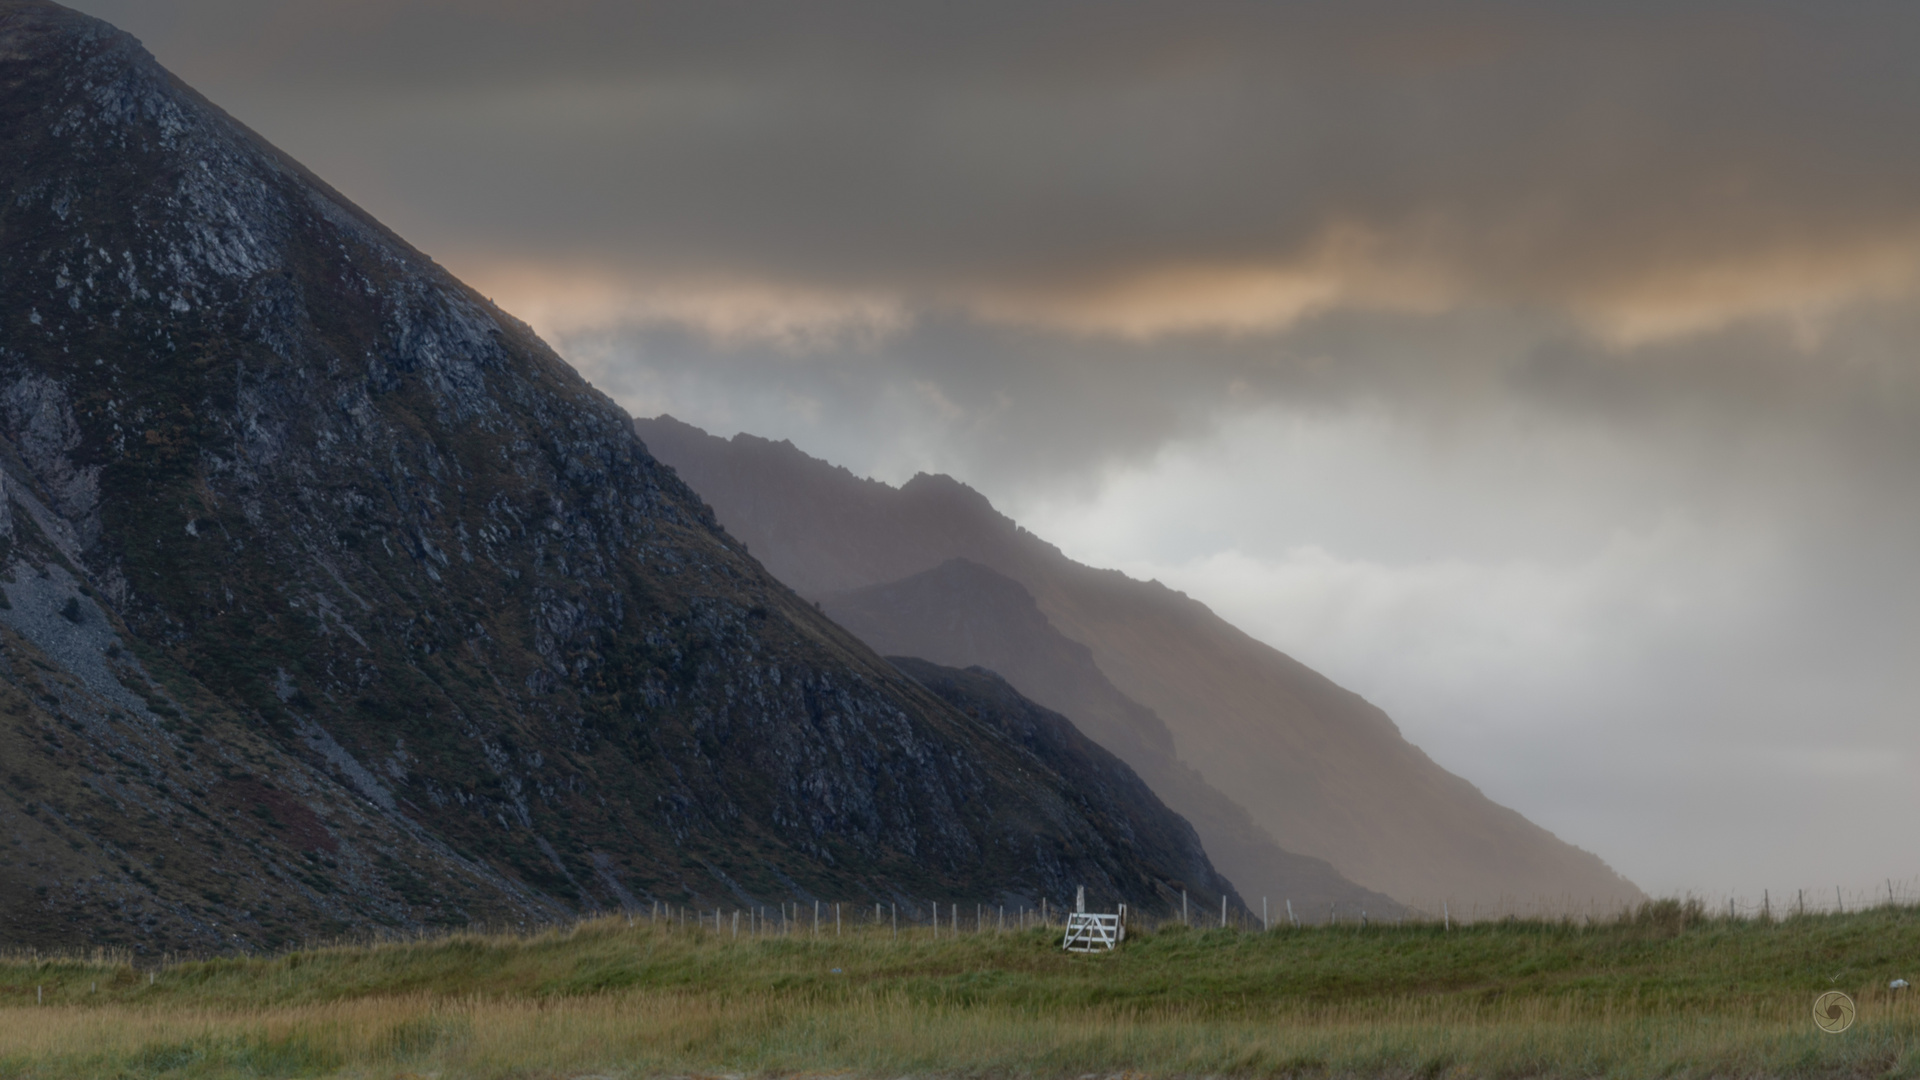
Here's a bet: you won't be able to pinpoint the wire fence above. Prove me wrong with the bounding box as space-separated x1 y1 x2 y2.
591 875 1920 939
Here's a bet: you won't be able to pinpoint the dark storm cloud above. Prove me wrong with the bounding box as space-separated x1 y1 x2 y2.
70 0 1920 326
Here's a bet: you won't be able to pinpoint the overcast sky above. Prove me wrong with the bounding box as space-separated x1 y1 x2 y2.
69 0 1920 904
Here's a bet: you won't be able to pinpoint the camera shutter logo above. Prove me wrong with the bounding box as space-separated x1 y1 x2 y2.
1814 991 1855 1034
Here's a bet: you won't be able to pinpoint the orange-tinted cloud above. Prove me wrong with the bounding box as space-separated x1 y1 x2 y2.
460 258 908 347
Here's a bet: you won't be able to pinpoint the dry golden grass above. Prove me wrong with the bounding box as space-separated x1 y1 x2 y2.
6 992 1918 1079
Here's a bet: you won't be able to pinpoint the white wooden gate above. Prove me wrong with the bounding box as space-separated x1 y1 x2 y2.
1061 891 1127 952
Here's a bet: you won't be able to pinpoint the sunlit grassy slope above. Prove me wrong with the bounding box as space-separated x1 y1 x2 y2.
5 901 1920 1078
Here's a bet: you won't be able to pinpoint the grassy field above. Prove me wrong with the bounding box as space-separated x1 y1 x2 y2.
4 900 1920 1078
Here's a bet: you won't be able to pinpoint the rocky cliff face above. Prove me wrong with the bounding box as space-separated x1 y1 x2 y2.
0 0 1238 952
635 414 1647 912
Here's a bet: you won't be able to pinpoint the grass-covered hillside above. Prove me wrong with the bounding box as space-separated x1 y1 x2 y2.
4 900 1920 1078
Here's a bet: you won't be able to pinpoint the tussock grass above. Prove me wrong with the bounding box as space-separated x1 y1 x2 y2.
4 903 1920 1077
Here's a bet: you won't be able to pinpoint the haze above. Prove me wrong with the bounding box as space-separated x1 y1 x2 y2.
69 0 1920 903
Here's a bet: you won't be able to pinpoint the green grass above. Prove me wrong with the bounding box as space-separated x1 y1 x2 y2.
4 901 1920 1077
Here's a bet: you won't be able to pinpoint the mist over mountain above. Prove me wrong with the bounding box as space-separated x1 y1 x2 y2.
636 414 1646 912
0 0 1237 952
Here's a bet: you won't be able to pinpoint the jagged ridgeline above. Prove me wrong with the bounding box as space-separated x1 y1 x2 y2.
0 0 1240 953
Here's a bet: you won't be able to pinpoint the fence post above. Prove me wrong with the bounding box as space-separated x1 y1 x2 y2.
1263 897 1269 931
836 903 842 935
933 901 939 939
1182 890 1188 926
1287 899 1296 928
1221 894 1227 928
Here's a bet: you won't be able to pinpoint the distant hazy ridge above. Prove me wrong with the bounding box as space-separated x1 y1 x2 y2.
637 415 1645 911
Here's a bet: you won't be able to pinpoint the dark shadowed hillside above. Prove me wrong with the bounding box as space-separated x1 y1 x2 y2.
636 414 1645 912
0 0 1239 953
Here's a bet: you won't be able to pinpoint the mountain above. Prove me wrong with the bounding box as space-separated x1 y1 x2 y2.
634 415 1647 912
827 558 1400 920
0 0 1240 953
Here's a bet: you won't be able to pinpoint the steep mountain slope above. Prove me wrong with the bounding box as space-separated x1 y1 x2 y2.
635 415 1645 911
0 0 1240 952
829 559 1399 920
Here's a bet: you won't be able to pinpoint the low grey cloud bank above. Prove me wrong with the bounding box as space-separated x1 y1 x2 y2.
69 0 1920 898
